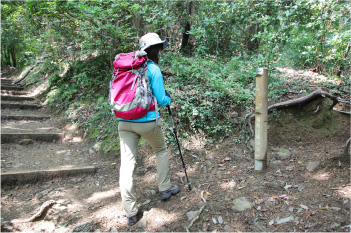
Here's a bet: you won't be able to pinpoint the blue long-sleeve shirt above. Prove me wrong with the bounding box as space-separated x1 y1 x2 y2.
118 60 171 122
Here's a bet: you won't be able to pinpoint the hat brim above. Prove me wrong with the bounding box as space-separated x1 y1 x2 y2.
140 41 169 51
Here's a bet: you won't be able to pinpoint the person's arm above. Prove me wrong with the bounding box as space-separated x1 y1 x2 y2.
149 64 171 106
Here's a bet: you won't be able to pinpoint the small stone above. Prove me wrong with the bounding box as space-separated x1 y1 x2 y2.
218 216 223 224
212 217 217 224
186 210 199 221
224 225 235 232
71 221 95 232
306 161 321 172
265 200 275 207
252 222 268 232
274 149 291 160
136 218 147 228
232 197 253 212
276 216 294 225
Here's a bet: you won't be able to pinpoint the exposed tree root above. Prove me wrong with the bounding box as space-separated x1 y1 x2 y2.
247 88 339 136
185 191 207 232
343 138 351 157
332 138 351 162
11 200 57 223
13 55 51 84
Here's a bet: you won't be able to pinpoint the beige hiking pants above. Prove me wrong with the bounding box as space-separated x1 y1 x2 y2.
118 119 171 217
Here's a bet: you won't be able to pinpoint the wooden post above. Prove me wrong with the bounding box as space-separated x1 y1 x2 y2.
254 68 268 172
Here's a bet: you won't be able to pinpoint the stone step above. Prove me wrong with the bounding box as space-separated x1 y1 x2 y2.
1 133 65 143
1 90 31 96
1 95 35 101
1 115 50 121
1 85 24 91
1 103 42 110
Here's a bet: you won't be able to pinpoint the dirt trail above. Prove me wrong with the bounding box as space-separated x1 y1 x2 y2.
1 69 350 232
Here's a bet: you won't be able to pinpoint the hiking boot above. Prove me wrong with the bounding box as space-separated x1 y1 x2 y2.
160 184 180 200
127 215 138 226
127 211 143 226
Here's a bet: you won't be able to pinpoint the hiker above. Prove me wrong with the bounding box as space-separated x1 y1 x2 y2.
117 33 180 226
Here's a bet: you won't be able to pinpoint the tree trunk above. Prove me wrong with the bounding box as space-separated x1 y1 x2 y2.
10 46 16 67
336 43 350 77
181 0 192 52
133 1 142 37
3 46 11 66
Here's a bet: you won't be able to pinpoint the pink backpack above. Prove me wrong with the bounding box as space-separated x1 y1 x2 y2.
109 51 156 119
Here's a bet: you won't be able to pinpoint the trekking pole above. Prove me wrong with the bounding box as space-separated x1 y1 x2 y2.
167 105 192 191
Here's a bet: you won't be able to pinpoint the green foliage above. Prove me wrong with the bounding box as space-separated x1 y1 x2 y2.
5 0 349 153
44 55 119 153
160 52 262 142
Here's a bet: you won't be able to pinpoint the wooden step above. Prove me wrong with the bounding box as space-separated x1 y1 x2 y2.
1 90 31 96
1 103 41 110
1 166 96 186
1 133 65 143
1 81 14 85
1 85 24 91
1 95 35 101
1 115 50 121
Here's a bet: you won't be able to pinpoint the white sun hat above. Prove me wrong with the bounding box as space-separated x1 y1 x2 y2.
139 33 169 51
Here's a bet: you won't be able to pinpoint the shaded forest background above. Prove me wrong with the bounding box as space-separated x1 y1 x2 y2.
2 0 350 153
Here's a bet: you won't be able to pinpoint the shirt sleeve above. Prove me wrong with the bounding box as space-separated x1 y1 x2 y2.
148 63 171 107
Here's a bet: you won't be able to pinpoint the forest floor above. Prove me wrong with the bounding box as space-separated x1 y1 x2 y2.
1 68 350 232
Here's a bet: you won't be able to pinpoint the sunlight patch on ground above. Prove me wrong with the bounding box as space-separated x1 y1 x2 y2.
87 189 120 204
1 121 55 131
27 80 49 97
140 172 158 184
91 203 124 228
336 184 351 199
312 172 332 181
184 135 206 151
33 221 56 232
63 123 78 131
79 51 100 61
59 64 70 77
277 67 342 86
66 202 85 213
55 150 69 155
69 137 83 143
59 165 75 168
143 208 182 230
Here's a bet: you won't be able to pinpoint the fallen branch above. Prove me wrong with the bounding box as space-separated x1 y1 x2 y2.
247 88 339 135
11 200 56 223
185 191 207 232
